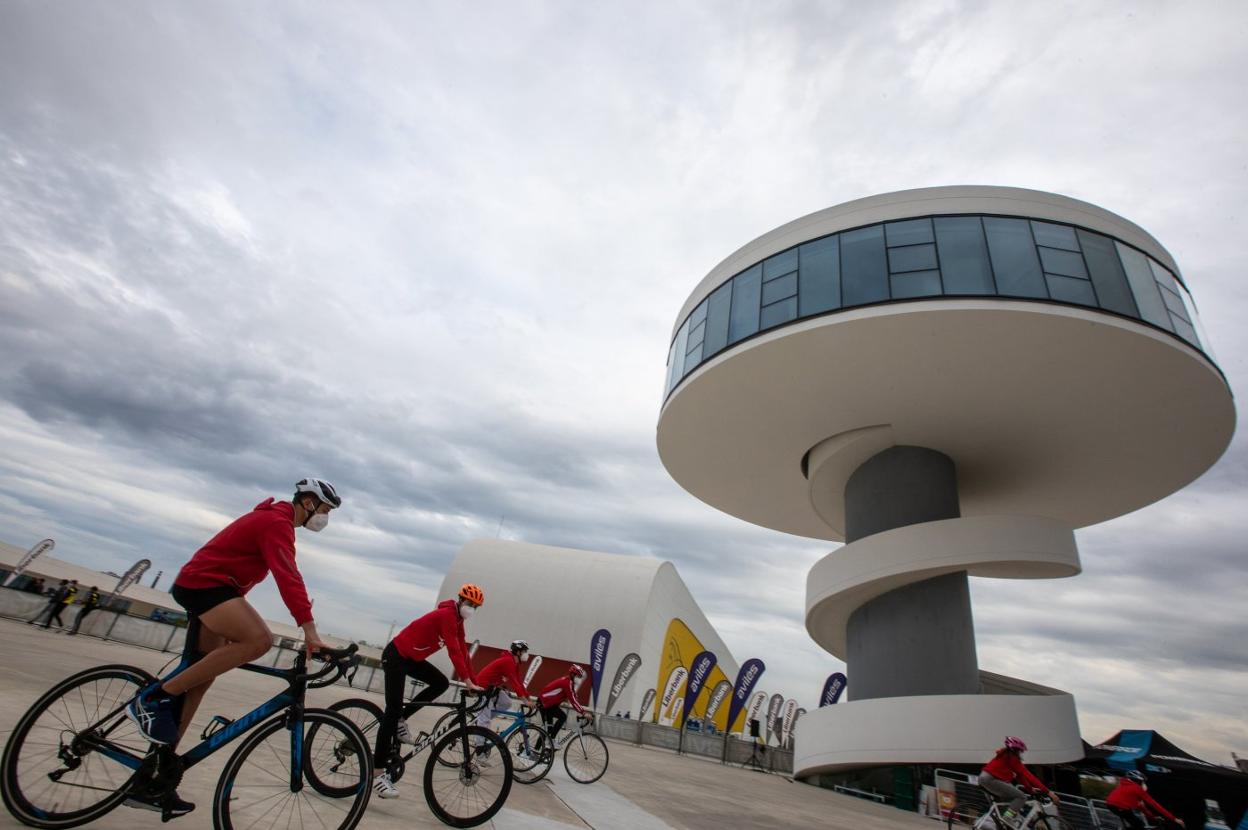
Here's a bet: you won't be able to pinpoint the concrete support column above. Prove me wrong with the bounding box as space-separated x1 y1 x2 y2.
841 446 979 700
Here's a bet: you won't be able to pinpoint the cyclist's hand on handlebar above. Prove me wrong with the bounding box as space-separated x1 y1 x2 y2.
465 681 485 693
301 623 329 662
1048 793 1061 803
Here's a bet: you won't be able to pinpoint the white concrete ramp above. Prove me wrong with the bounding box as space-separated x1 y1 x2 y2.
491 764 675 830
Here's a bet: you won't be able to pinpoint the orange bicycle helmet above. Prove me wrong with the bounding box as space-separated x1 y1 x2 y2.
458 583 485 605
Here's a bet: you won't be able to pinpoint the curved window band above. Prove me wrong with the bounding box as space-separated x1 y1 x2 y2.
664 214 1210 400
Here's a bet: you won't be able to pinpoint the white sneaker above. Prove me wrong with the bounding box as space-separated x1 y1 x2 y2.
474 748 495 768
395 719 416 746
373 772 399 799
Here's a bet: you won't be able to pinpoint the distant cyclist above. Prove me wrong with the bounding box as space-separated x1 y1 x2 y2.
472 640 533 763
536 664 588 749
1106 770 1183 830
373 584 485 800
125 478 341 817
979 736 1059 828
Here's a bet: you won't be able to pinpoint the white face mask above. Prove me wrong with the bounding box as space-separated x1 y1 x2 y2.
305 512 329 532
459 603 476 620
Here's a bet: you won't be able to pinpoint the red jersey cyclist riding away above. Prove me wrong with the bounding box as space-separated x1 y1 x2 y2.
471 640 533 764
125 478 341 817
537 664 587 749
372 584 485 800
979 736 1060 828
1106 771 1184 830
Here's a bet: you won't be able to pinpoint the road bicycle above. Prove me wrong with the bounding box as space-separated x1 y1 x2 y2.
546 713 609 785
1 637 369 830
320 686 512 827
946 791 1074 830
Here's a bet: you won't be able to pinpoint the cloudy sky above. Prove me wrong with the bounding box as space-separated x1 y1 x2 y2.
2 2 1245 763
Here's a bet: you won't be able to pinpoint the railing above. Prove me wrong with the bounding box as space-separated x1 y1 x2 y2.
595 714 794 773
934 768 1107 830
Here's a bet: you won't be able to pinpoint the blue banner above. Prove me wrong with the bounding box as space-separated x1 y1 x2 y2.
725 658 765 734
680 650 716 727
820 672 847 706
589 628 611 709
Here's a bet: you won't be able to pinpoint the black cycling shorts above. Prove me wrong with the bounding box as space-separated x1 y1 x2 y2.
170 583 241 617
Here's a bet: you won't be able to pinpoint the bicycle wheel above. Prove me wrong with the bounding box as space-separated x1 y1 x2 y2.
304 701 378 798
946 804 987 830
1 664 155 829
505 724 553 784
423 726 512 828
213 709 371 830
562 732 608 784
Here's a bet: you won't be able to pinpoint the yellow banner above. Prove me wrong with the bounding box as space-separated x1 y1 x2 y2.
653 618 739 731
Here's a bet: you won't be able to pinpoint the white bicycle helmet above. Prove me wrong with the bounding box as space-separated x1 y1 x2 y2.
510 639 530 655
294 478 342 508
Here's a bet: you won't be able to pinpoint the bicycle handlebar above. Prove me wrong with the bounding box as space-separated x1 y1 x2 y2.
299 643 360 688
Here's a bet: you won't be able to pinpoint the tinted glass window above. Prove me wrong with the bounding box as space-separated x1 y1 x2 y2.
668 319 690 392
702 281 732 358
664 342 677 396
984 217 1047 298
1116 242 1171 330
888 243 938 273
1030 221 1080 251
934 217 994 294
841 225 889 306
687 319 706 351
1046 274 1097 306
683 341 703 375
689 299 708 328
1038 247 1088 279
762 272 798 305
1170 316 1199 346
728 264 762 344
1148 260 1191 323
885 218 934 246
890 270 942 299
760 297 798 330
763 248 799 281
1077 229 1137 317
799 235 840 315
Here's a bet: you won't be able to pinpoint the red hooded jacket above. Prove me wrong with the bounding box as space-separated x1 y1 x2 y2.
982 748 1048 793
1106 779 1177 823
537 676 586 714
174 499 313 626
476 654 529 697
391 600 474 683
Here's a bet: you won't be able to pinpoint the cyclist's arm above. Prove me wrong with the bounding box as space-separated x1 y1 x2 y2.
1141 795 1178 824
259 528 314 626
1011 757 1050 795
438 610 475 684
568 682 587 715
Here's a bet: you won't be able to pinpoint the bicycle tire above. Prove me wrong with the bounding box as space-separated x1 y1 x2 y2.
304 700 379 798
504 724 553 785
432 710 462 767
213 709 371 830
947 805 986 830
1 664 155 829
562 732 608 784
423 726 511 828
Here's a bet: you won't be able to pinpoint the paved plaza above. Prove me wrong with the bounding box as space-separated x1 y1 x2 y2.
0 617 933 830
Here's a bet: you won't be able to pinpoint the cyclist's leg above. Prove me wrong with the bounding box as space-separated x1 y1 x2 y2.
375 642 411 769
173 625 225 742
1110 807 1147 830
978 771 1027 816
160 598 271 698
542 705 566 742
400 659 449 717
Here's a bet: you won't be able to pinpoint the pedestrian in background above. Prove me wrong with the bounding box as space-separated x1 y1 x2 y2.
68 586 101 636
28 579 69 628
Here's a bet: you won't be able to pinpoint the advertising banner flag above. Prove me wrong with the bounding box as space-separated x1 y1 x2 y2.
680 650 717 727
704 680 732 724
109 559 151 603
658 666 687 726
725 658 765 735
603 653 642 717
589 629 611 709
780 699 799 747
469 639 480 658
667 698 683 726
788 708 808 749
523 655 544 689
640 688 657 722
765 693 784 744
744 691 767 736
820 672 848 706
3 538 55 587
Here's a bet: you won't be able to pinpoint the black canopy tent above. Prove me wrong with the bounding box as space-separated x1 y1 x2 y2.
1077 731 1248 830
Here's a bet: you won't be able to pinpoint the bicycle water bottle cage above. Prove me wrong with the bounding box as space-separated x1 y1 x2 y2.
201 715 234 741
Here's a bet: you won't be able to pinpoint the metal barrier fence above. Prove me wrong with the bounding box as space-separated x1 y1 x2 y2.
934 768 1105 830
595 715 793 773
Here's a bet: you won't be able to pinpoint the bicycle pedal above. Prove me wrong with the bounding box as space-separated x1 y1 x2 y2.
200 715 234 741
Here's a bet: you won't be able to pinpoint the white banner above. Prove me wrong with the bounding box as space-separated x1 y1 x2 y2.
108 559 151 603
780 698 799 747
3 538 55 586
743 690 767 736
658 666 687 726
523 655 544 689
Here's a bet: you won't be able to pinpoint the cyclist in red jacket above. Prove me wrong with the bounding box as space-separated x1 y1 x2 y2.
537 664 588 749
978 736 1059 827
126 478 341 817
471 640 533 764
373 584 484 799
1106 771 1183 829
